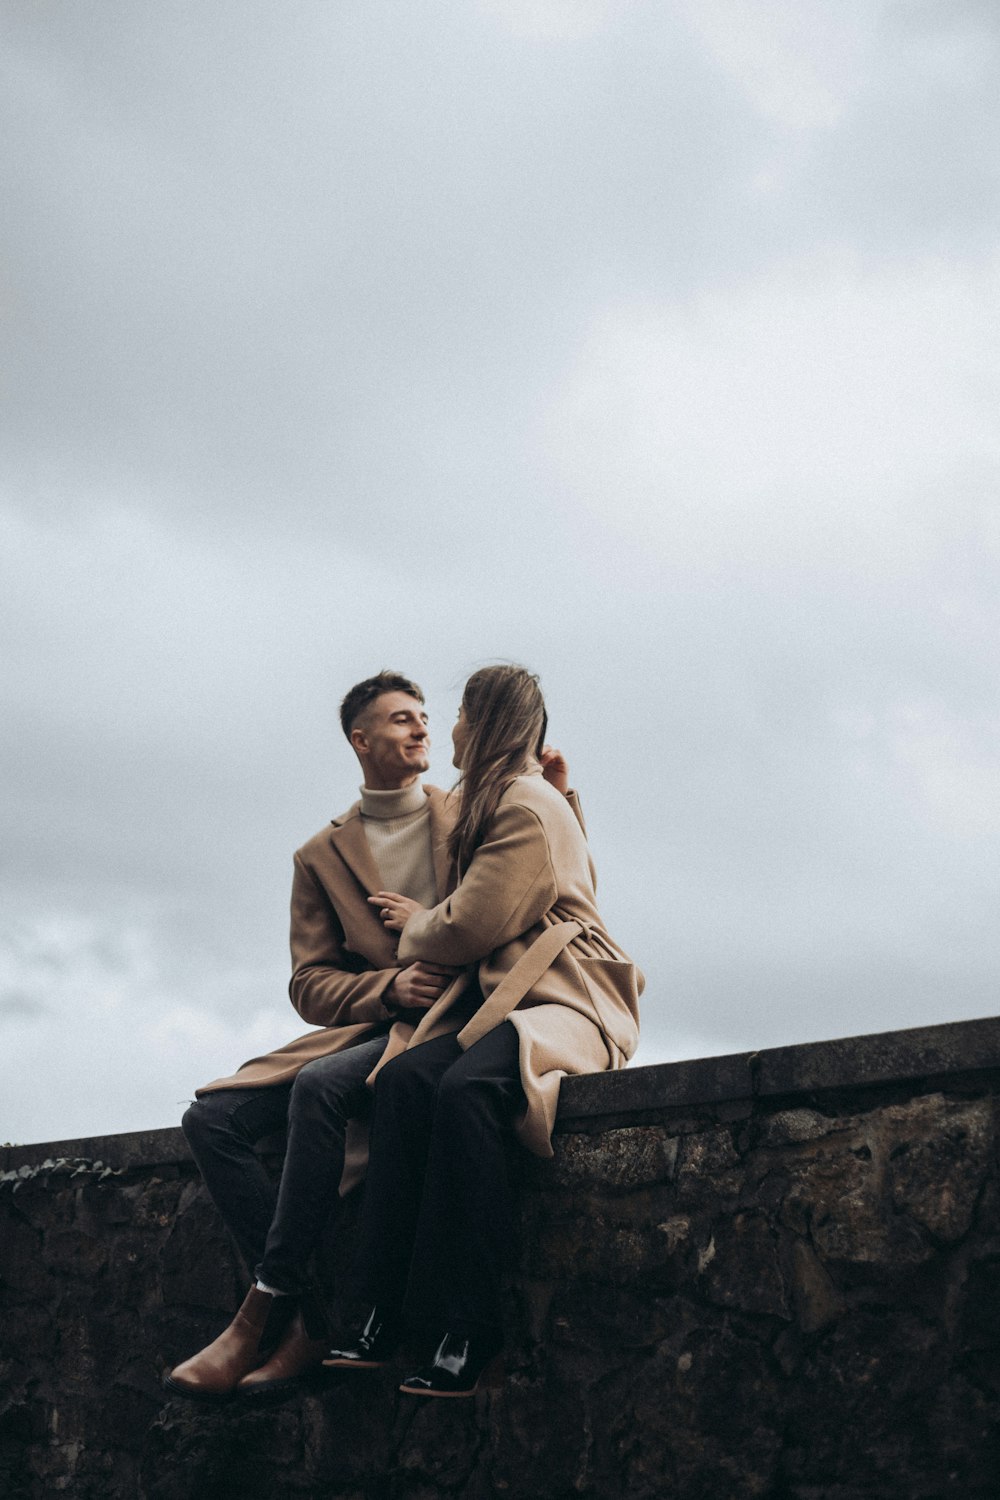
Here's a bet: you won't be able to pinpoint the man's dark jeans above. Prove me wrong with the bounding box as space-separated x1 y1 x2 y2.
182 1034 389 1297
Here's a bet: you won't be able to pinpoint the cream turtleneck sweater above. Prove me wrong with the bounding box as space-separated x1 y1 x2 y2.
359 781 438 908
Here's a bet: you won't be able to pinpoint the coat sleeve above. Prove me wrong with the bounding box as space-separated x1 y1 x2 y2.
397 802 558 968
289 854 400 1028
565 789 586 837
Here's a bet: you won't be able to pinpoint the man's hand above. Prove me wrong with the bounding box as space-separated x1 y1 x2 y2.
388 962 463 1010
369 890 424 931
540 745 570 795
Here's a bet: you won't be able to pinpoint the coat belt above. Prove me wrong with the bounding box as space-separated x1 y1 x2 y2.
456 919 587 1051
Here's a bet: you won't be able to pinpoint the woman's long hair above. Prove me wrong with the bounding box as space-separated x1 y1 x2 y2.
448 664 548 873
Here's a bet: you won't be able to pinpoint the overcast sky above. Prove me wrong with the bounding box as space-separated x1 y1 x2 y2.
2 0 998 1145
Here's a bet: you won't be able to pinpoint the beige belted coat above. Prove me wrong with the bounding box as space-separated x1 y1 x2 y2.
389 768 643 1158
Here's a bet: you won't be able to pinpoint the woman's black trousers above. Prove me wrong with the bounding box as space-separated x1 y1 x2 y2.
352 1020 525 1336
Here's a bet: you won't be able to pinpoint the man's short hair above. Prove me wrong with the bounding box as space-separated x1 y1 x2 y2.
339 670 425 740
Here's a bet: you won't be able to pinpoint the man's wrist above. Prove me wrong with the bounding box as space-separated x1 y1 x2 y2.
383 969 401 1013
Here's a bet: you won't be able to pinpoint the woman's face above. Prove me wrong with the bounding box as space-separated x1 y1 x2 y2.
452 704 470 770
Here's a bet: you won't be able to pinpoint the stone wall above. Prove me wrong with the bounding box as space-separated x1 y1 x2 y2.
2 1016 999 1499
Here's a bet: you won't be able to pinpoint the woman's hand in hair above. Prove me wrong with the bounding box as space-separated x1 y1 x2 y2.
369 891 425 932
540 745 570 795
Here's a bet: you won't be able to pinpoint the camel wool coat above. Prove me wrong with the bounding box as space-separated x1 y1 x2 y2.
197 785 458 1096
393 768 643 1158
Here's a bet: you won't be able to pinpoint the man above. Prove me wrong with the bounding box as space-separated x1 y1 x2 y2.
165 670 463 1401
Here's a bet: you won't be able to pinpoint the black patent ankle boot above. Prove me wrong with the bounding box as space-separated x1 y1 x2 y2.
399 1329 503 1397
323 1305 403 1369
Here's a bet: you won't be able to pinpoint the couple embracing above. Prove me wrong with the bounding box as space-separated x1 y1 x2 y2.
165 663 642 1402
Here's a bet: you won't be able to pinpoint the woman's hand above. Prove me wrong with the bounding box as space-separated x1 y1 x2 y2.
369 891 425 931
540 745 570 795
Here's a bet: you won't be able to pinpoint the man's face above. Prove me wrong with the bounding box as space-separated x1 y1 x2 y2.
351 691 430 789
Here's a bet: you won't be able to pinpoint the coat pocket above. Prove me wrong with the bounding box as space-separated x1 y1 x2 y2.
572 955 641 1061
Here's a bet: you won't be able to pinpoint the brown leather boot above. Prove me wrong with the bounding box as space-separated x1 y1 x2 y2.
236 1310 329 1399
163 1286 284 1402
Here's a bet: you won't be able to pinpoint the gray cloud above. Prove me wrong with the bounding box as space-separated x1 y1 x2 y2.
0 995 50 1020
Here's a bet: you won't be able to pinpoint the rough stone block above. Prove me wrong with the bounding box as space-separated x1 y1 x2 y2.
699 1212 790 1319
759 1108 848 1147
775 1128 899 1266
786 1238 843 1334
530 1208 692 1287
884 1096 992 1242
546 1126 677 1191
0 1221 53 1303
628 1326 784 1499
674 1125 744 1208
160 1189 242 1311
676 1125 740 1178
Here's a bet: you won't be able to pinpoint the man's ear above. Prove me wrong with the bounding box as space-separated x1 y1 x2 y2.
350 726 369 757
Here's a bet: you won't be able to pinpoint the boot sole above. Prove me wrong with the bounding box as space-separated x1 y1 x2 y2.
398 1354 503 1398
238 1370 326 1400
161 1374 236 1404
321 1356 389 1369
398 1382 480 1397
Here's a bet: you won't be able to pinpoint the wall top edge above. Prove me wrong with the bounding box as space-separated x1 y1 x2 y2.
558 1013 1000 1119
3 1015 998 1172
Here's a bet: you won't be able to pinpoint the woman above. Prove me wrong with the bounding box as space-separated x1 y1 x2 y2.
324 664 642 1396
